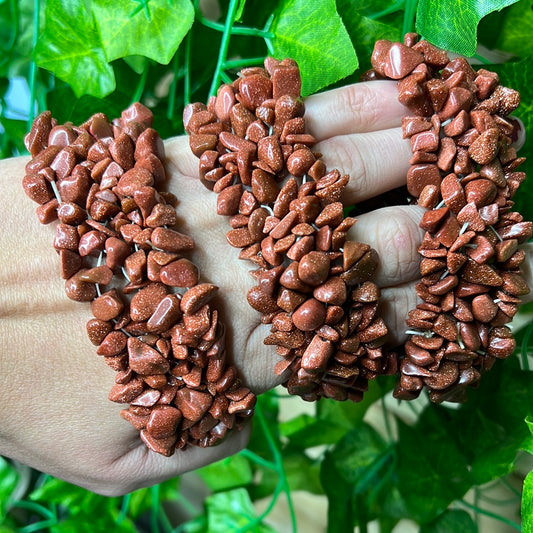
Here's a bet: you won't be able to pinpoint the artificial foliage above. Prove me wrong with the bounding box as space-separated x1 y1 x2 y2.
1 0 533 531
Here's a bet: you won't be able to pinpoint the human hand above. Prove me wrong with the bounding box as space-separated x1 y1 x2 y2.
1 77 529 496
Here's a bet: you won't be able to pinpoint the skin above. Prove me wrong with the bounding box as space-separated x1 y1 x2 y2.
0 80 530 496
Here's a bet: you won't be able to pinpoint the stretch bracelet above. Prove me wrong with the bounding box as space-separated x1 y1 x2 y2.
23 104 255 456
367 35 531 403
184 59 397 403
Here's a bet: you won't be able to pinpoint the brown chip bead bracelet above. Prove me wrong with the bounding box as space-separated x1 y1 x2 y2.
184 59 396 403
23 104 255 456
367 35 531 403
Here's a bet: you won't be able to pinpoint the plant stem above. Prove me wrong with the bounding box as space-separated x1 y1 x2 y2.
501 477 522 498
520 319 533 371
27 0 41 128
167 52 180 119
117 493 131 523
158 503 175 533
256 404 298 533
473 53 491 65
223 57 266 70
194 8 273 38
235 480 284 533
131 59 150 104
208 0 240 97
402 0 417 37
458 499 522 531
9 500 56 521
381 396 394 442
239 448 277 470
369 0 406 20
19 519 59 533
184 30 192 106
7 0 20 51
151 484 161 533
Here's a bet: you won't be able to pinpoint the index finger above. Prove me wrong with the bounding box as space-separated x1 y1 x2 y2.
304 80 407 140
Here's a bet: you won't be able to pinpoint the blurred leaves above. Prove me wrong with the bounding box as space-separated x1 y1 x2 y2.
495 0 533 57
523 470 533 532
204 488 276 533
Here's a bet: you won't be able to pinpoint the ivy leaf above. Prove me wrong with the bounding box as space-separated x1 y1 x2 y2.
281 378 392 449
30 477 117 514
419 509 477 533
451 358 533 484
198 455 253 492
0 118 28 156
254 451 323 499
523 470 533 533
336 0 401 76
495 0 533 57
35 0 115 98
317 376 393 429
92 0 194 65
320 422 389 532
416 0 520 56
271 0 358 96
396 409 472 523
205 488 276 533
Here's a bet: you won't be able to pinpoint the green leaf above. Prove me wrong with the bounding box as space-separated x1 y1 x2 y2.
495 0 533 57
92 0 194 65
318 376 392 427
198 455 253 492
452 358 533 484
0 117 28 157
205 488 276 533
396 409 472 523
420 509 477 533
336 0 401 76
50 513 137 533
0 458 18 520
320 422 389 532
35 0 115 98
30 477 117 515
416 0 520 56
523 470 533 533
271 0 358 96
281 377 393 449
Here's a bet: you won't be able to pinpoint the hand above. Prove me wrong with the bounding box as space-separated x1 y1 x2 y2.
1 79 530 496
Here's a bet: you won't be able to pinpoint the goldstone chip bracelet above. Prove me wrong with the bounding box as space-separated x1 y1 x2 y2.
21 35 531 456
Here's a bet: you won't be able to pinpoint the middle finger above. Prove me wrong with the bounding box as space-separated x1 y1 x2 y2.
315 127 412 205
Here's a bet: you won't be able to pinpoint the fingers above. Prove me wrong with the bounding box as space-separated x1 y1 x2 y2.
315 127 412 204
380 282 419 347
164 136 200 178
348 205 426 288
305 80 407 139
